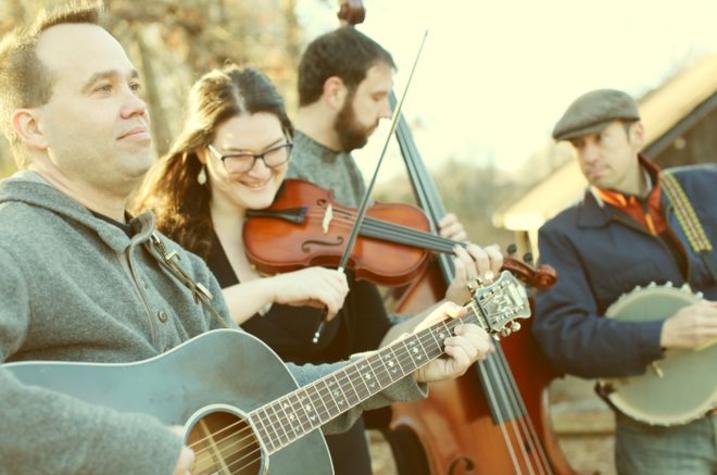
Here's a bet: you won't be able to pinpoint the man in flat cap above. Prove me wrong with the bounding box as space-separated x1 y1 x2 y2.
533 89 717 474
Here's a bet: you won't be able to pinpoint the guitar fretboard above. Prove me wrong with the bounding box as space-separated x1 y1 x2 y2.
248 304 484 454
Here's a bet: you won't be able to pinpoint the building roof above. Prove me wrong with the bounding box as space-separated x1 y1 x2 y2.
494 54 717 232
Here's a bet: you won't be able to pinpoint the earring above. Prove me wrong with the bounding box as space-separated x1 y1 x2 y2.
197 166 207 185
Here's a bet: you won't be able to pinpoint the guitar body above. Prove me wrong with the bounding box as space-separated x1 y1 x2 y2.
5 329 333 475
601 284 717 426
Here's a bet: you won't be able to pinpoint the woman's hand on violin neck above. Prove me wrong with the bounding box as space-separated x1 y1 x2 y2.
413 302 493 383
271 267 349 320
445 243 503 304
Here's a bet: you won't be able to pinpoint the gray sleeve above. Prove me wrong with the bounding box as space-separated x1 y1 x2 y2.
287 357 427 435
0 247 183 475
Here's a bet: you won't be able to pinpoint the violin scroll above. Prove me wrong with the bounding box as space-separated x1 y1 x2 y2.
337 0 366 26
502 244 557 289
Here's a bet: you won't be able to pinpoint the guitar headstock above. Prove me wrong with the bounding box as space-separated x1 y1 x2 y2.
469 271 531 339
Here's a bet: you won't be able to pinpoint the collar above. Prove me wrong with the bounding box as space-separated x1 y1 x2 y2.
89 210 134 238
589 155 659 207
578 155 661 228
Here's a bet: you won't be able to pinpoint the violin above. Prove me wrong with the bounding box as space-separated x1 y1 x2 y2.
243 178 557 289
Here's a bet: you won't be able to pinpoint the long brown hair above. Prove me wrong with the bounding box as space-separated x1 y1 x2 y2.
133 65 292 259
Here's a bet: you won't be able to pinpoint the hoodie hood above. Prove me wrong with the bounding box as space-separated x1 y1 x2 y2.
0 171 154 253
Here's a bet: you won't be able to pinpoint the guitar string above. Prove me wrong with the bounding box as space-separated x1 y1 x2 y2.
190 287 509 457
187 307 485 453
191 333 443 473
189 316 462 458
190 296 517 472
193 325 451 474
213 287 534 474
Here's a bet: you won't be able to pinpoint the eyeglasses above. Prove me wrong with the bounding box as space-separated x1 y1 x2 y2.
207 142 293 174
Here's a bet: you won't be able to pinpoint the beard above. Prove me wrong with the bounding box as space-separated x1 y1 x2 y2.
333 95 376 153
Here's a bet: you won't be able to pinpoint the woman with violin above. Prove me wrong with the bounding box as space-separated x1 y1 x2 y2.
133 64 502 475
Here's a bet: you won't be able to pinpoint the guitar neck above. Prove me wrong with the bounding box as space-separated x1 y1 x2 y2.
248 305 483 454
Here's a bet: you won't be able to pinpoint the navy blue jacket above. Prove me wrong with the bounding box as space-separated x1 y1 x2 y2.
533 163 717 378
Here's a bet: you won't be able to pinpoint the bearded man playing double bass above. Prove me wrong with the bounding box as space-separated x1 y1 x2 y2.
533 88 717 474
284 25 506 475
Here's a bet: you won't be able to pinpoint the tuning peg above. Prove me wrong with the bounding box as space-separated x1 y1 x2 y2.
523 252 533 265
500 327 512 338
510 321 521 332
507 243 517 256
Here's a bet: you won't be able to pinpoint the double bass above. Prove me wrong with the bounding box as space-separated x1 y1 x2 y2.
332 3 582 474
381 92 575 475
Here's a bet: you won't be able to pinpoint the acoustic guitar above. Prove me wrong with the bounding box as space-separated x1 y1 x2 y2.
599 282 715 426
6 271 530 475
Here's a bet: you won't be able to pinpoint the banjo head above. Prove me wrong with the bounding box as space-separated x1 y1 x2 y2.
601 283 717 426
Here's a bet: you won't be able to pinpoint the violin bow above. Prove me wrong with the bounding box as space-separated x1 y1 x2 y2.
312 31 429 343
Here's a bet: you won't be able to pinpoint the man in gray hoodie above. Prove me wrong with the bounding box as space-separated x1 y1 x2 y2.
0 3 493 475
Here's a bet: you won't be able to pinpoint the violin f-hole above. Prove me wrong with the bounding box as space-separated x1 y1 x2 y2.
301 236 344 253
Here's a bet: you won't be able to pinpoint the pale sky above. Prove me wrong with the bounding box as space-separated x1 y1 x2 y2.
296 0 717 182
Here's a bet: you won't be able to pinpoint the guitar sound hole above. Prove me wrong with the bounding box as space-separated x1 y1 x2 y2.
187 410 262 475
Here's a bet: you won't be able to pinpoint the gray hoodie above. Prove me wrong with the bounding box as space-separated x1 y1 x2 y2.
0 171 425 475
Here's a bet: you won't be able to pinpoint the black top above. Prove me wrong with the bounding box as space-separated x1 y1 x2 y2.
206 231 391 364
205 231 392 475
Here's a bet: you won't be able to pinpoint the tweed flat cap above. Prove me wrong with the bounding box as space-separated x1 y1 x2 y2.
552 89 640 141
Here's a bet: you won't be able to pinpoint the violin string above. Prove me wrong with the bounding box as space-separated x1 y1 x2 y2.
304 210 457 253
304 210 455 253
493 344 553 474
316 207 460 251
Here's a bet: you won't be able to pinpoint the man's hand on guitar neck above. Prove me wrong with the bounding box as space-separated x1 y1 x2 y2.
411 302 494 383
660 300 717 350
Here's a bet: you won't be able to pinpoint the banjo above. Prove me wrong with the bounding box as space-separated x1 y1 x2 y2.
599 282 716 426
